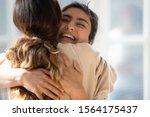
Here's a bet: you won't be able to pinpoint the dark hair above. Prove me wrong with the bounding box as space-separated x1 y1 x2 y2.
13 0 61 47
62 2 98 41
6 0 62 100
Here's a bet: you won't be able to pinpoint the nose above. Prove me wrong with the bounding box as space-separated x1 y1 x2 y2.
66 22 75 31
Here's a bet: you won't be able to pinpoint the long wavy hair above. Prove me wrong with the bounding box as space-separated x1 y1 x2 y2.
5 0 62 100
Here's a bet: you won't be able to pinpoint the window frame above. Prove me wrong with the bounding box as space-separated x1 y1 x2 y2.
92 0 150 99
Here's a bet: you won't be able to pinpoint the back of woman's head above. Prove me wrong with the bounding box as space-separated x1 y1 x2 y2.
13 0 61 47
7 0 62 99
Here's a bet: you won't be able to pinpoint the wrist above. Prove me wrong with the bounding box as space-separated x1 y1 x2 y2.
14 68 28 87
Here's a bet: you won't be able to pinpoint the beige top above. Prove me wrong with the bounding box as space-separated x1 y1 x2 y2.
0 43 117 100
58 43 117 100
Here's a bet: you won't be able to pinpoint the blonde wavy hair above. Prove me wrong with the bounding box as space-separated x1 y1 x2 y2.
6 37 62 100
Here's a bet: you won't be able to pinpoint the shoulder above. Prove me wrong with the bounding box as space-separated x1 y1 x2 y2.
58 42 92 49
57 43 99 57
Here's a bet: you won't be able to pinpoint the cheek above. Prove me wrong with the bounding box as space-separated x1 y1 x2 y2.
78 31 90 42
81 29 90 38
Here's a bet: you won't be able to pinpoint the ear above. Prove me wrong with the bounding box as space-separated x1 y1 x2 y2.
89 39 94 45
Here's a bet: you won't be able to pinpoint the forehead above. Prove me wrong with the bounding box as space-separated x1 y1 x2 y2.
62 8 91 23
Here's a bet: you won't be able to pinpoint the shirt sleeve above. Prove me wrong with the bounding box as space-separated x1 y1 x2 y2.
93 56 117 100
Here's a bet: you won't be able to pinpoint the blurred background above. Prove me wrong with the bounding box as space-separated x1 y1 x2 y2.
0 0 150 100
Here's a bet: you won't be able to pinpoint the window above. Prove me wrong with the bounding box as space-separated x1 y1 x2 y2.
0 0 7 53
0 0 16 52
0 0 16 99
108 0 143 100
0 0 7 35
92 0 150 99
59 0 90 8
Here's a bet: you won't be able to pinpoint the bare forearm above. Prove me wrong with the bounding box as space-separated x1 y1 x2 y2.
0 67 22 88
0 53 21 88
0 66 65 99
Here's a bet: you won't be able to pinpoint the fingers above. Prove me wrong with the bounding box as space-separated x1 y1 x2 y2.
39 77 64 99
43 75 64 92
38 86 60 100
38 68 64 92
22 68 64 100
33 89 43 100
33 83 63 100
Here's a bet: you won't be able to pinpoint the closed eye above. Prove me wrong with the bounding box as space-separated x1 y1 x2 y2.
62 15 71 23
62 17 70 22
76 22 86 28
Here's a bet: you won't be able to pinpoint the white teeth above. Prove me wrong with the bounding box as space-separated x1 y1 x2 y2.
62 34 75 40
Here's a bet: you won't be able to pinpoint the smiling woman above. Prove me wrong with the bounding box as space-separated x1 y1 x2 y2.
0 1 116 100
58 8 91 44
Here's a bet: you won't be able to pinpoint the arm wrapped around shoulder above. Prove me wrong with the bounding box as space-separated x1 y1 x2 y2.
5 37 62 100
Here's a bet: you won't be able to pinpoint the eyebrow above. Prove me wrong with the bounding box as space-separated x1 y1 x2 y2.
62 14 90 26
